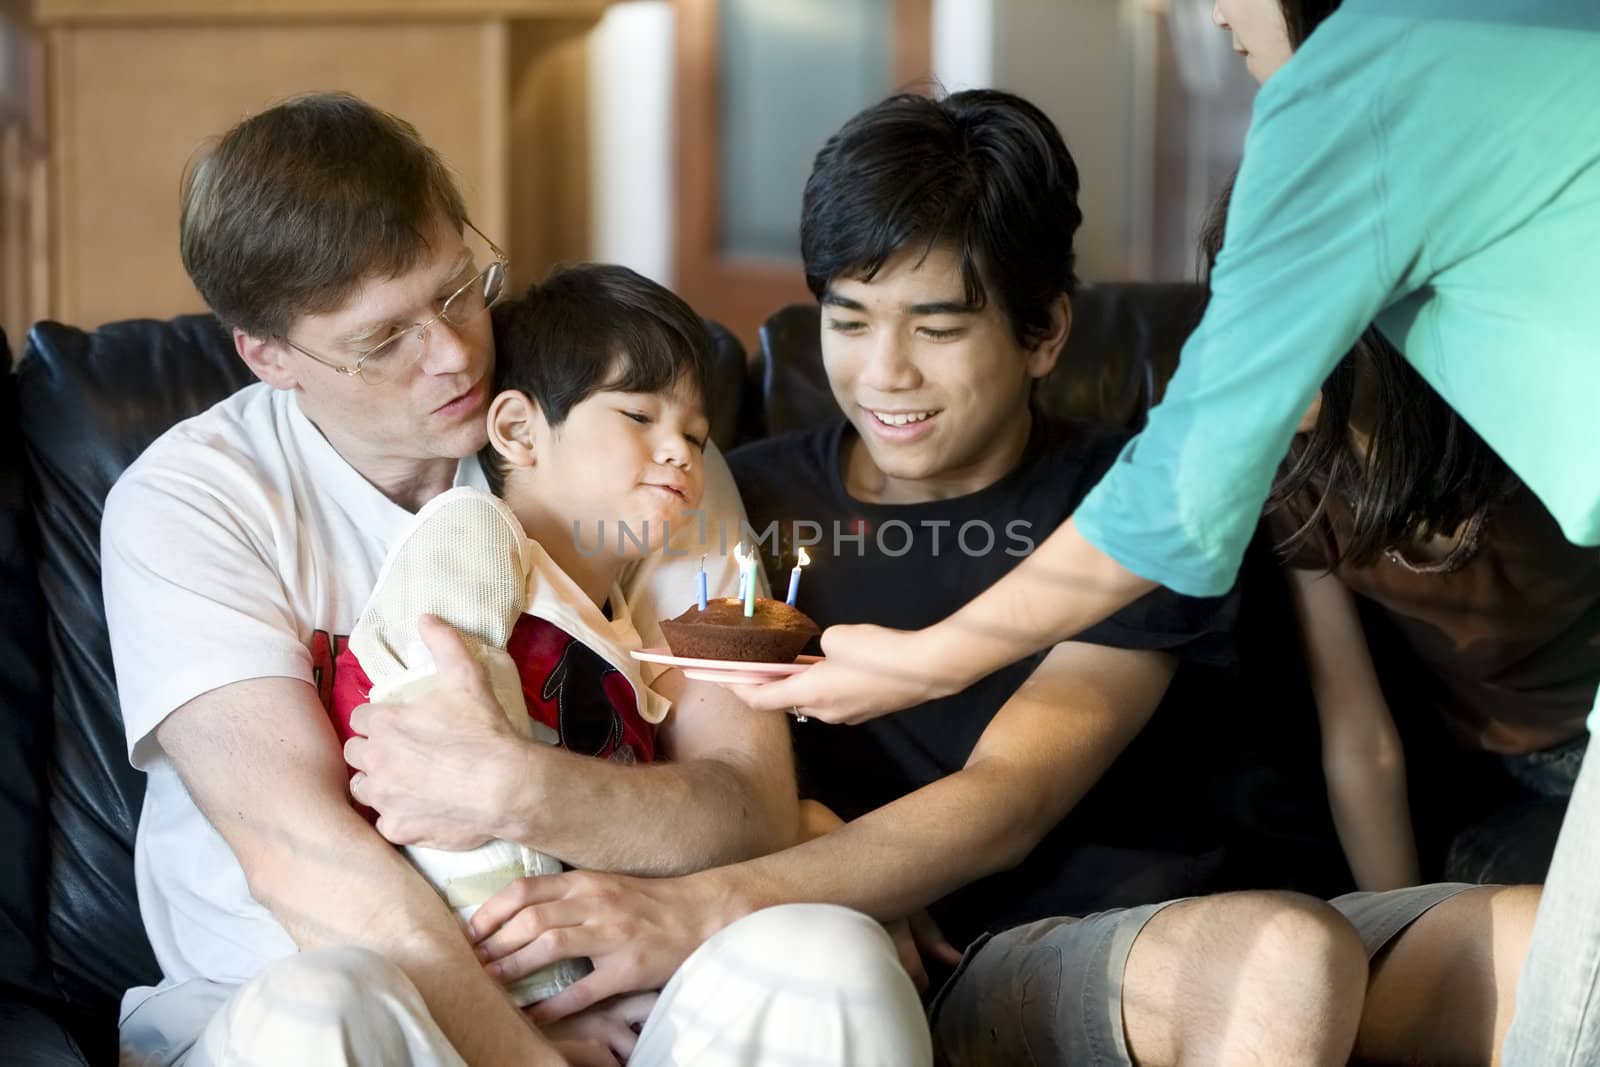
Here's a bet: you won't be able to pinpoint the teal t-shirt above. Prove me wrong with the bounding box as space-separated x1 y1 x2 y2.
1076 1 1600 604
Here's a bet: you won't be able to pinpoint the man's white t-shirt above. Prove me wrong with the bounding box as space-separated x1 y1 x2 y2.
101 383 748 1021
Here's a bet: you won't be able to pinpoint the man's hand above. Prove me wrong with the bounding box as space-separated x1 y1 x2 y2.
345 614 525 848
732 623 949 725
468 870 752 1025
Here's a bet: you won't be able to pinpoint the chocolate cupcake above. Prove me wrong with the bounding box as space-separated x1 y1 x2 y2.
660 597 821 663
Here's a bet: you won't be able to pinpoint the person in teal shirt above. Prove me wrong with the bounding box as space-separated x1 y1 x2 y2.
740 3 1600 1062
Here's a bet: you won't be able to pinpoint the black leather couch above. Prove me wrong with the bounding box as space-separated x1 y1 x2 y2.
1 284 1337 1064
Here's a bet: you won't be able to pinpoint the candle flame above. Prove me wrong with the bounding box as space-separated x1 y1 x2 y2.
796 547 811 567
734 542 747 565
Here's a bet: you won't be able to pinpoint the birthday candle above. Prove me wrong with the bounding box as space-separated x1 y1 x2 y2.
742 545 756 617
785 547 811 606
696 554 708 611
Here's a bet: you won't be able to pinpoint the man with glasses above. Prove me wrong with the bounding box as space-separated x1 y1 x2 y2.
101 93 926 1066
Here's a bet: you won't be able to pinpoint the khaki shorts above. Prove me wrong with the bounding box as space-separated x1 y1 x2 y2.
928 883 1477 1066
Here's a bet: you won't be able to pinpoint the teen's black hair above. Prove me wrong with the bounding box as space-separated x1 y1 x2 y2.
800 89 1082 350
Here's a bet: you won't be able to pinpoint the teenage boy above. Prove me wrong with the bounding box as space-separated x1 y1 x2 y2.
103 93 927 1066
461 90 1540 1067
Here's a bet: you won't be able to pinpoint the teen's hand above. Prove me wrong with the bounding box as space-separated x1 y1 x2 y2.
345 614 523 849
733 623 954 725
884 911 963 993
538 994 657 1064
469 870 748 1025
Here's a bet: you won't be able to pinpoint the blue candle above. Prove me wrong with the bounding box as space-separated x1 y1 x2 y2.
741 546 757 617
785 547 811 606
696 554 708 611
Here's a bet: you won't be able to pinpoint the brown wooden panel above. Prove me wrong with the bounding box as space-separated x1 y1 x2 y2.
506 16 593 291
47 21 509 327
36 0 609 24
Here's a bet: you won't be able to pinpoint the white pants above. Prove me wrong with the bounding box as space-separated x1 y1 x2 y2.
121 904 932 1067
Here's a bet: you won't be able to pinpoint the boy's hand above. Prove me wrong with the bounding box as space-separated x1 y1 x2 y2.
346 614 525 849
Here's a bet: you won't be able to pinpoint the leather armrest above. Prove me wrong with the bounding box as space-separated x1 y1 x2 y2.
0 992 90 1066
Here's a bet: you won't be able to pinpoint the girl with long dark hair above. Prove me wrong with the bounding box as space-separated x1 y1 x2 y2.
1200 180 1598 894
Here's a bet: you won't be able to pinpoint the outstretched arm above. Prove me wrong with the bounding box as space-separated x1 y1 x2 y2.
1287 567 1418 890
737 519 1154 724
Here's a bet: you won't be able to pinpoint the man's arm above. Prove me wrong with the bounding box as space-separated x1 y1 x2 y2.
160 677 559 1067
350 617 797 876
466 640 1176 1021
484 667 796 874
1286 568 1419 891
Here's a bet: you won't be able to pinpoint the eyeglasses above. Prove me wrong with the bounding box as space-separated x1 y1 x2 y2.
284 221 508 386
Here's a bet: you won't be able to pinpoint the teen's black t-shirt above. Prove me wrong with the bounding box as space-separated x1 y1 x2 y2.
729 417 1242 945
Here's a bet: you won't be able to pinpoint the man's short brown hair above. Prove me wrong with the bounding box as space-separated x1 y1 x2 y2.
180 92 469 340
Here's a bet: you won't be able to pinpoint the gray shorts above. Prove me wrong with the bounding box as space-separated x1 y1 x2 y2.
927 883 1477 1067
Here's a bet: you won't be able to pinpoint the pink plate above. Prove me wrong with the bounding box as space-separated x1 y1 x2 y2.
631 647 822 686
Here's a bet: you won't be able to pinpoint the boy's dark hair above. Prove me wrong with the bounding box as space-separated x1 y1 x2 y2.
1198 179 1517 568
800 89 1082 349
481 263 714 497
181 92 469 340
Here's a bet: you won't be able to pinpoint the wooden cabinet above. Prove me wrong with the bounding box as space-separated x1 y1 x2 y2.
20 0 611 332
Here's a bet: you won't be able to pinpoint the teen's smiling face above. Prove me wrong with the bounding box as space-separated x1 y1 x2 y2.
493 371 710 558
821 243 1067 504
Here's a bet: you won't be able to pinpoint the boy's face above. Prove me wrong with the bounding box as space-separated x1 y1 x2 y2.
266 213 496 466
500 373 710 557
821 243 1064 502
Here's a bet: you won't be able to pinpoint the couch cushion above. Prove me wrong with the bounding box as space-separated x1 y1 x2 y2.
0 333 55 1001
703 320 745 452
756 282 1206 436
16 316 253 1024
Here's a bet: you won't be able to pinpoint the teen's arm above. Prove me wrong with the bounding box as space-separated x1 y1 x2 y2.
349 617 796 876
1286 567 1420 891
160 679 559 1067
465 640 1173 1020
719 640 1170 916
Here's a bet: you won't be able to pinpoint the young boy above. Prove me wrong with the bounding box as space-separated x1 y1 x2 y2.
329 263 714 1003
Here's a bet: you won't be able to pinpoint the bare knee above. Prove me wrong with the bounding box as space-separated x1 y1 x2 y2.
1357 884 1542 1067
1125 893 1366 1067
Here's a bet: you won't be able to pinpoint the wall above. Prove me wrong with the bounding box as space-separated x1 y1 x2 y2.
987 0 1149 281
589 0 674 284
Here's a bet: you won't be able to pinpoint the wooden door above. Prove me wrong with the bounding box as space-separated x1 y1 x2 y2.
674 0 931 348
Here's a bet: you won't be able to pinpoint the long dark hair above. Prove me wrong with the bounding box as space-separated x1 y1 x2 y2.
1279 0 1344 48
1198 181 1518 567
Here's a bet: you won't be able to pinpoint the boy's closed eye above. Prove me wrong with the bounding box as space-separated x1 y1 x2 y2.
620 408 709 451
